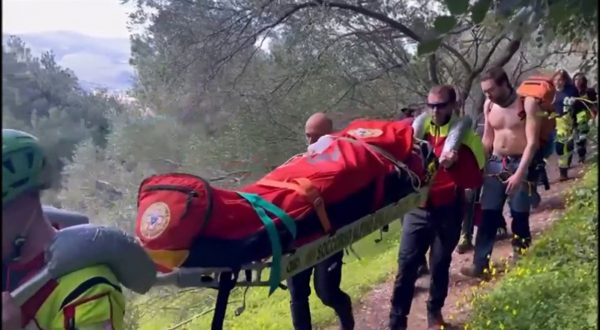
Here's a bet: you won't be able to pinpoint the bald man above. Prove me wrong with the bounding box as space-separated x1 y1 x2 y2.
286 113 355 330
305 112 334 145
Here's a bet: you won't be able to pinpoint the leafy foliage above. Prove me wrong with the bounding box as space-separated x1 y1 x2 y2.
3 1 596 329
465 165 598 330
2 36 127 202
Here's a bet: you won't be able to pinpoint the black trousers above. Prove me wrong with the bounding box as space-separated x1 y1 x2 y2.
287 251 354 330
389 202 462 329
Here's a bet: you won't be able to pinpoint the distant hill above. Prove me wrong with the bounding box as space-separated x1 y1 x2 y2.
2 31 134 91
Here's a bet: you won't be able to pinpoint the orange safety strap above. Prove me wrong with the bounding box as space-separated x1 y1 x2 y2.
257 178 333 233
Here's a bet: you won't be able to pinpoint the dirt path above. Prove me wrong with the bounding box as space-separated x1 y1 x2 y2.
325 156 585 330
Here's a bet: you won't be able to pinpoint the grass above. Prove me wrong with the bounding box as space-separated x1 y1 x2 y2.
133 220 403 330
464 164 598 330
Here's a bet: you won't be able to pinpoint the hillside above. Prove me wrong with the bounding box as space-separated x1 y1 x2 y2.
2 31 133 91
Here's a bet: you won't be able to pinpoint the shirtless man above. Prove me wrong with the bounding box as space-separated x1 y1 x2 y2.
461 67 542 278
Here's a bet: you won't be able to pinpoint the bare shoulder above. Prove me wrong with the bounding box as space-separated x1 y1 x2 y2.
523 96 541 116
483 99 492 117
483 99 491 110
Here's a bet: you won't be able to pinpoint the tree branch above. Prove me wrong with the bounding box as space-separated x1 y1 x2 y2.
428 54 440 84
460 36 522 116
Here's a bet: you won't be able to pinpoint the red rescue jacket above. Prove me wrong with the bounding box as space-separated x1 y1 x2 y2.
417 115 485 208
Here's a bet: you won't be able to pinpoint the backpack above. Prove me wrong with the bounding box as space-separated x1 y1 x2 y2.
486 75 557 148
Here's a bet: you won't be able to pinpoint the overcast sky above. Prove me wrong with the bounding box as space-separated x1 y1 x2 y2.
3 0 134 39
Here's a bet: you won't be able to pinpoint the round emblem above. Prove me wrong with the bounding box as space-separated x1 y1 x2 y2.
140 202 171 239
347 128 383 138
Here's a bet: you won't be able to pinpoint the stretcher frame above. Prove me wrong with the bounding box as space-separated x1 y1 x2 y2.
154 185 429 329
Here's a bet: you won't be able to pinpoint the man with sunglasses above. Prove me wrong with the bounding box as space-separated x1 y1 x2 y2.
388 86 484 330
461 67 543 279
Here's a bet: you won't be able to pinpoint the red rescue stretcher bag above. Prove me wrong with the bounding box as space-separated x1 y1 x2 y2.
135 119 428 272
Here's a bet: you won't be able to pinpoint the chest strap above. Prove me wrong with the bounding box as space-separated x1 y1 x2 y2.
237 192 297 294
257 178 332 234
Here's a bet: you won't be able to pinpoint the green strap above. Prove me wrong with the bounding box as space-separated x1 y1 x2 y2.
247 194 297 238
237 192 297 294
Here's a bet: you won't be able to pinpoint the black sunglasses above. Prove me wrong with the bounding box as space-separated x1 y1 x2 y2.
427 101 451 109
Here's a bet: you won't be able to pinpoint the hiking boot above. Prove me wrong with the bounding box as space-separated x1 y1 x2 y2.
460 265 489 280
456 234 473 254
389 313 407 330
510 245 528 262
427 310 449 330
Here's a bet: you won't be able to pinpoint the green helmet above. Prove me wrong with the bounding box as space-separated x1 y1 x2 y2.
2 129 50 206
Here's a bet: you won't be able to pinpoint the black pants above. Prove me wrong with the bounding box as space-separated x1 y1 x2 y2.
389 203 462 329
287 251 354 330
461 188 479 241
576 138 587 162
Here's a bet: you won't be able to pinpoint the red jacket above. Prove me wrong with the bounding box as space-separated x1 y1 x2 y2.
422 122 484 208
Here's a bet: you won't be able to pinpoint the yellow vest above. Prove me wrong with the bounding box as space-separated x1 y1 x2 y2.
414 114 486 170
27 265 125 330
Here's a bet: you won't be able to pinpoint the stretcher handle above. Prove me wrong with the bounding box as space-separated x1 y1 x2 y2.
10 267 52 307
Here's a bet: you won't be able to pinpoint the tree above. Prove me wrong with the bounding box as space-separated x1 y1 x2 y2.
2 36 128 201
126 0 529 120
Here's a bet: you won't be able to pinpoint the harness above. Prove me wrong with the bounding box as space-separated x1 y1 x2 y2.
486 155 536 197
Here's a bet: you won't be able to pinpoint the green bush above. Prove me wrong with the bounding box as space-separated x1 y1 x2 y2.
465 165 598 330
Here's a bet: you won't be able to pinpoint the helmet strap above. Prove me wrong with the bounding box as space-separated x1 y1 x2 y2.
10 236 26 262
9 206 40 262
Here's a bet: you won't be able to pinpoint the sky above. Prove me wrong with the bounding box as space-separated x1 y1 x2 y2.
3 0 134 39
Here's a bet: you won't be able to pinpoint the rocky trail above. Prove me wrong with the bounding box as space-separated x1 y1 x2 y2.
324 155 585 330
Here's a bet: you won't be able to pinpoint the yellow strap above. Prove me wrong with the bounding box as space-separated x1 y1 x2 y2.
257 178 333 233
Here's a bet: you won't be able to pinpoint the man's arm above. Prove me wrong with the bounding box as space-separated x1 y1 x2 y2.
482 100 494 157
446 145 483 189
514 97 542 178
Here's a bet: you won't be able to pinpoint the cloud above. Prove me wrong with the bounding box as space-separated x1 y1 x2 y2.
3 0 134 39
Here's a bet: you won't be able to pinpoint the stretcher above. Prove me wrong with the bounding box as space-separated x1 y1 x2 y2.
18 182 428 330
134 117 472 329
13 118 470 330
152 178 430 330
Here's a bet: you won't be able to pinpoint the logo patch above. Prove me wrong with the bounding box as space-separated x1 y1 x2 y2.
347 128 383 139
140 202 171 239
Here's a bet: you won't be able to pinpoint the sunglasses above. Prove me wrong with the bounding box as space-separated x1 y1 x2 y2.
427 101 451 109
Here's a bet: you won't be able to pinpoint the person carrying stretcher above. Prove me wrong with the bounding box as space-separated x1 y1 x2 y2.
388 86 485 330
2 129 126 330
287 113 354 330
134 109 437 329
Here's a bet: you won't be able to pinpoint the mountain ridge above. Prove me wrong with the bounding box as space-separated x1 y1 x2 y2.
3 30 134 91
